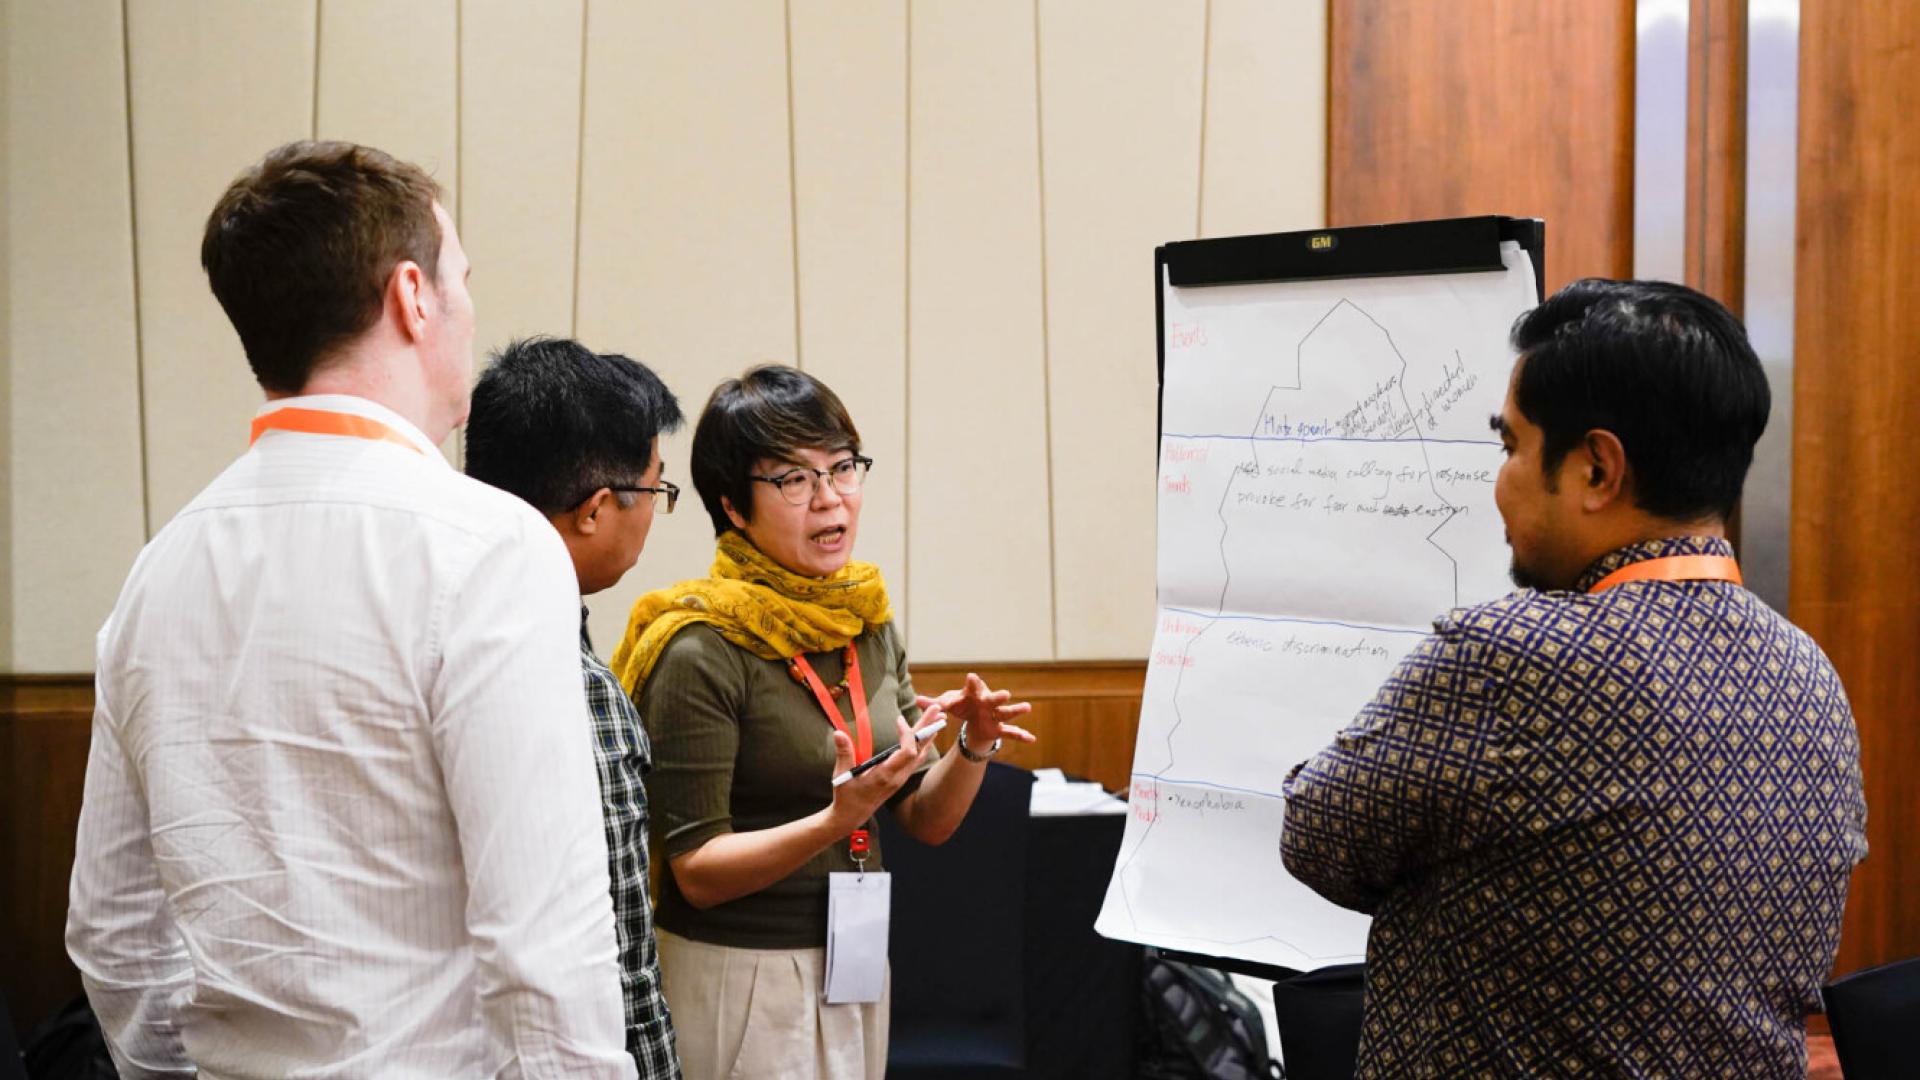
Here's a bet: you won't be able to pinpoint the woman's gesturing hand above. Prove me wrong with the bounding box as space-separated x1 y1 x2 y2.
916 673 1035 751
825 705 946 832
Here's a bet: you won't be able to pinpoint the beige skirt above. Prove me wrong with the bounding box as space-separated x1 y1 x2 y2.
658 929 890 1080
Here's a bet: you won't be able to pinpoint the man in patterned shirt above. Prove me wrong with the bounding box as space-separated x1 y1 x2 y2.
466 337 685 1077
1282 279 1867 1078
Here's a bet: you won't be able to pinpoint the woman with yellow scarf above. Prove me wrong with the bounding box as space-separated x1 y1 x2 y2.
614 365 1033 1080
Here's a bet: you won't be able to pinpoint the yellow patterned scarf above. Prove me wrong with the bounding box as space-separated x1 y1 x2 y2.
611 530 893 698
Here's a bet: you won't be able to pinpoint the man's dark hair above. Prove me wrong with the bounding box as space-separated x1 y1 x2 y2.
465 337 683 516
201 140 443 394
1509 278 1770 522
691 365 861 536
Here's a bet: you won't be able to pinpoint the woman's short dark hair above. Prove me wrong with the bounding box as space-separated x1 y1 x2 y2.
1509 278 1770 522
691 365 861 536
466 337 683 516
201 140 443 394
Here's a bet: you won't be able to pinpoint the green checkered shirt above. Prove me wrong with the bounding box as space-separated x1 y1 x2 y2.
582 612 680 1078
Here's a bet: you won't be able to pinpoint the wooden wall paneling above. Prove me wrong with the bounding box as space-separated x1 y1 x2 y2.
0 678 97 1038
787 1 909 631
1037 0 1205 660
573 0 798 654
906 0 1054 663
1327 0 1635 291
1683 0 1746 313
1199 0 1327 238
459 0 586 379
314 0 461 461
127 1 316 531
1793 0 1920 978
912 661 1145 793
3 0 146 674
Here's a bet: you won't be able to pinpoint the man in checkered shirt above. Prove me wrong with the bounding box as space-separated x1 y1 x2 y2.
466 336 685 1077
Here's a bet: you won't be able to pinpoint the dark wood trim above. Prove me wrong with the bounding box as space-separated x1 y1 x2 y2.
2 673 95 1039
910 662 1145 794
911 659 1146 700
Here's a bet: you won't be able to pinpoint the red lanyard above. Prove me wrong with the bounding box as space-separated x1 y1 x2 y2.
1587 554 1742 594
791 645 874 864
790 645 873 763
250 406 422 454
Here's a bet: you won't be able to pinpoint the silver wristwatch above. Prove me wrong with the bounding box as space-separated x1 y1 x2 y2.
957 721 1001 762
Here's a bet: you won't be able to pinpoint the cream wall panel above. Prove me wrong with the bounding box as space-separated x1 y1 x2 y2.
0 0 13 670
1201 0 1326 237
128 0 315 531
316 0 460 461
1040 0 1205 660
4 0 146 672
789 1 908 632
460 0 583 363
315 0 458 207
908 0 1054 662
574 0 797 654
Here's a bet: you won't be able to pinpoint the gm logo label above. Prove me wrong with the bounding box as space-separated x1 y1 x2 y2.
1308 233 1338 252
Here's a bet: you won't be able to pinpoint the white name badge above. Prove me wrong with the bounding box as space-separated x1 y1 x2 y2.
825 871 890 1004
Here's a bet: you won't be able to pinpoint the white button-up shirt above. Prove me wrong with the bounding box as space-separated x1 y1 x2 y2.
67 395 635 1079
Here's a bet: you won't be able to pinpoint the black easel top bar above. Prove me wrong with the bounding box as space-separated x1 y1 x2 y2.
1163 215 1544 298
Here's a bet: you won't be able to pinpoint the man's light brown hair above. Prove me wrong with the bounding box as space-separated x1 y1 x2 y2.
200 140 442 394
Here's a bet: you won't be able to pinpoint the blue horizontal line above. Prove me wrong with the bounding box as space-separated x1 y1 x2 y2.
1162 607 1431 637
1131 774 1290 802
1164 432 1500 446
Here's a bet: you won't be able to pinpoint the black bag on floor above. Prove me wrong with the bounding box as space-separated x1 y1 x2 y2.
1138 950 1284 1079
22 995 116 1080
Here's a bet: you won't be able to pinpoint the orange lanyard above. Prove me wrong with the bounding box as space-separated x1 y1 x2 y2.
790 645 873 764
250 406 422 454
1587 554 1742 594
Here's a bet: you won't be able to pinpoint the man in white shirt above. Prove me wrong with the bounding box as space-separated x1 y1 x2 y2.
66 141 635 1079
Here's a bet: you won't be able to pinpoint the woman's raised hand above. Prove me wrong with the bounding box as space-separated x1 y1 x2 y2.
825 705 945 832
916 673 1036 751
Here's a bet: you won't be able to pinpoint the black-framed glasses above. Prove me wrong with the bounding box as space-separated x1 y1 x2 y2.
750 455 873 506
607 478 679 514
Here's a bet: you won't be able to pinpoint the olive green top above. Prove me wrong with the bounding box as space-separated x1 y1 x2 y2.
638 621 935 949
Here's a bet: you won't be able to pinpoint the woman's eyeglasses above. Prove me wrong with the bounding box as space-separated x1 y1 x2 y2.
750 456 874 506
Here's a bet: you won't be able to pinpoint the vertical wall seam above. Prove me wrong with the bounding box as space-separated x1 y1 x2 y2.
902 3 913 630
1032 0 1059 659
1197 0 1213 237
120 0 153 539
570 0 590 337
453 0 464 230
783 0 804 368
311 0 322 136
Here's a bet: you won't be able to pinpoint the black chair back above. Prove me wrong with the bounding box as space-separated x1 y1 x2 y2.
1823 955 1920 1080
0 989 24 1080
878 761 1035 1078
1271 962 1366 1080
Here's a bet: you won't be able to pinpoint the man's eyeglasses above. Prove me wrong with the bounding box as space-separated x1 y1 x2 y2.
607 479 679 514
750 456 873 506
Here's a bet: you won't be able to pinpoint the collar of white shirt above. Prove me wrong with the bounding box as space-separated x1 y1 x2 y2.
253 393 450 466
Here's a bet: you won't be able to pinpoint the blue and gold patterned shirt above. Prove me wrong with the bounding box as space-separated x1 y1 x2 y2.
1282 536 1867 1079
582 611 680 1079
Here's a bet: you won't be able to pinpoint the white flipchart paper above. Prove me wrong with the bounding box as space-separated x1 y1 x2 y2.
1094 242 1539 969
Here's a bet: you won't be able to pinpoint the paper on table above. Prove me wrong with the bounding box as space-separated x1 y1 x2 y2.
1095 242 1539 970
